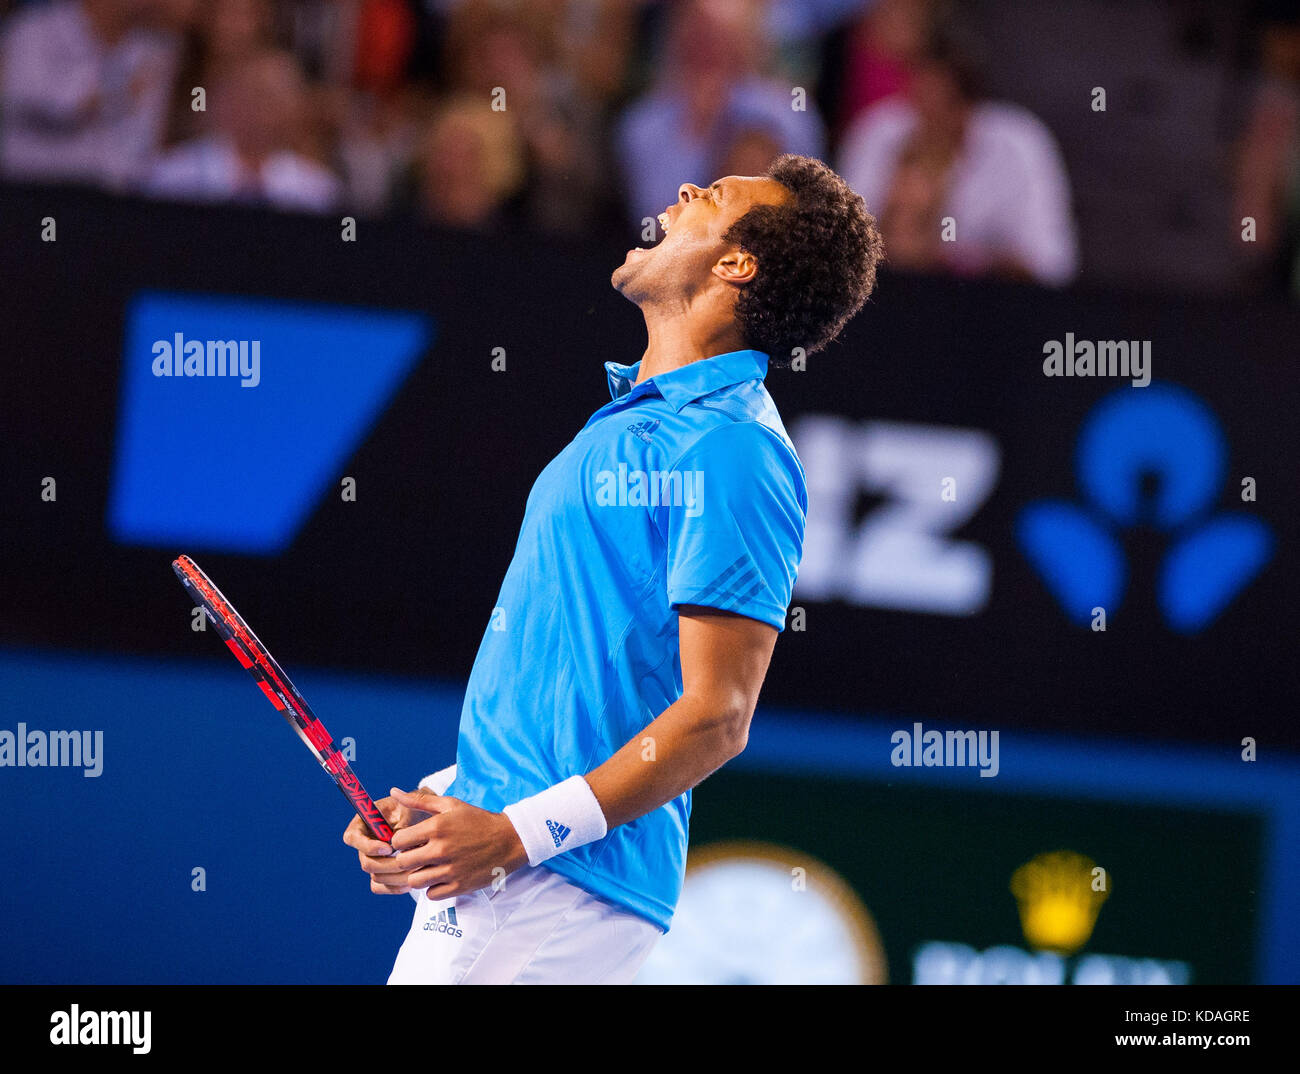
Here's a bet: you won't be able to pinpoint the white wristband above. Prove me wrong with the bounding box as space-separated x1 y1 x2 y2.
418 763 457 796
502 775 608 866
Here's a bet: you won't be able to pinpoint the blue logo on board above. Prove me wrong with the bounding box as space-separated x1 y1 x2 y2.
1017 383 1273 633
109 291 433 554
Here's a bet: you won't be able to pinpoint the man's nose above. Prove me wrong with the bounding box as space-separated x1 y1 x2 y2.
678 183 703 203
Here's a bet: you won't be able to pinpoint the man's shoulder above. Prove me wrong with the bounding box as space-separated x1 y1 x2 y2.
675 390 804 486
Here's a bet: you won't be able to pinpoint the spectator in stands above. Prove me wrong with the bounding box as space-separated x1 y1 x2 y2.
837 22 1078 285
832 0 930 136
288 0 423 217
321 85 421 217
616 0 824 228
350 0 418 96
147 47 342 211
438 0 620 238
408 94 525 231
1232 12 1300 298
163 0 274 147
710 116 786 180
763 0 868 89
0 0 187 188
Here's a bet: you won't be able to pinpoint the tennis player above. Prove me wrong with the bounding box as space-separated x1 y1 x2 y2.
344 154 883 984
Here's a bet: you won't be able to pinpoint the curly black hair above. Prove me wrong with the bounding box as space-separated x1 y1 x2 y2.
725 154 884 364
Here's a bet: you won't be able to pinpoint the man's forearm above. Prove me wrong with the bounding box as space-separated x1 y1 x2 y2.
583 691 748 829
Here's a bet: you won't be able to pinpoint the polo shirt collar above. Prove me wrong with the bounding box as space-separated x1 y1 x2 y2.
604 349 769 410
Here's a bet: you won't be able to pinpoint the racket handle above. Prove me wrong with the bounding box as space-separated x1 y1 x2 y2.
331 775 395 842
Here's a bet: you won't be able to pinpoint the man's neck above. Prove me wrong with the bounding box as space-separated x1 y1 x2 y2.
634 310 746 385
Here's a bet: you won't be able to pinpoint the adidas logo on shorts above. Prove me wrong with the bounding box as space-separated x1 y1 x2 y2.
546 819 572 848
422 906 463 938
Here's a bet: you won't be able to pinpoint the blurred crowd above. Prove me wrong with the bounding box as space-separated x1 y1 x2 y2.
1 0 1297 296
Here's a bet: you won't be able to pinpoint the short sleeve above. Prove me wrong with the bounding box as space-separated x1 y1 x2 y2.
658 421 807 631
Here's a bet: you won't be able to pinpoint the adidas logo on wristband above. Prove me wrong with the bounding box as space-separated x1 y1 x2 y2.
505 777 607 866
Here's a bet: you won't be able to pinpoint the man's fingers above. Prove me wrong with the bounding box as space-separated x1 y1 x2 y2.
341 789 444 897
390 786 454 815
389 837 450 870
360 854 424 889
350 834 395 858
388 806 461 853
359 850 415 876
343 820 394 858
406 863 454 891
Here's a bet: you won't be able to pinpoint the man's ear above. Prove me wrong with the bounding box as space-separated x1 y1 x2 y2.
712 248 759 286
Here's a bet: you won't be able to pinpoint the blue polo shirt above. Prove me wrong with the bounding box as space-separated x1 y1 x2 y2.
445 349 807 930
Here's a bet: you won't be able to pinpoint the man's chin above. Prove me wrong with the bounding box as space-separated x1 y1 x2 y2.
611 245 653 294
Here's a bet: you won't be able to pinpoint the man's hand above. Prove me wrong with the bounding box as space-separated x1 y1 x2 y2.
388 788 530 898
347 787 529 899
342 791 434 894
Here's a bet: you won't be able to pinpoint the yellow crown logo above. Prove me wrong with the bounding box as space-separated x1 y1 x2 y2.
1010 850 1110 954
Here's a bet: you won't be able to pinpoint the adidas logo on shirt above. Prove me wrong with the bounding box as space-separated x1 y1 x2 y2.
422 906 463 938
546 819 572 847
627 419 660 444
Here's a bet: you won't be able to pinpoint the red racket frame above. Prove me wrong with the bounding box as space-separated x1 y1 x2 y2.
172 555 394 842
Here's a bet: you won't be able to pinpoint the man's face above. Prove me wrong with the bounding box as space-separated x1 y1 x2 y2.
612 174 791 304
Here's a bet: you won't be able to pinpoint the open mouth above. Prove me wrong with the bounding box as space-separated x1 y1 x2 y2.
629 211 672 255
631 212 671 254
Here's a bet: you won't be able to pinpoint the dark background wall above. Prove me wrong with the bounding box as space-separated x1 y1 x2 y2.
2 184 1294 744
1 185 1295 983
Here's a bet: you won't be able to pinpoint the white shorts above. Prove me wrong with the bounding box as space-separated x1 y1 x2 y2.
386 865 663 985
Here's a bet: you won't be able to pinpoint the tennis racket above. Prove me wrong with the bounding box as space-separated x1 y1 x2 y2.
172 554 395 843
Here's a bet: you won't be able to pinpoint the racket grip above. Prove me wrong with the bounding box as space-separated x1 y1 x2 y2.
333 777 395 842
